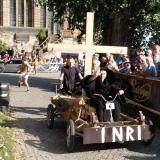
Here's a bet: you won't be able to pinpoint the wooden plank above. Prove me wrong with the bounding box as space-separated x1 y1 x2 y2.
84 52 92 76
86 12 94 45
83 125 152 144
126 98 160 116
50 44 127 54
84 12 94 76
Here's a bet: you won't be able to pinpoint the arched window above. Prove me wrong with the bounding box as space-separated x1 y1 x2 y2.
26 0 33 27
40 5 46 28
18 0 24 27
10 0 16 26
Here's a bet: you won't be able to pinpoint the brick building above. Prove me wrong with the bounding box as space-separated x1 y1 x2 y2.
0 0 55 31
0 0 75 52
0 0 61 51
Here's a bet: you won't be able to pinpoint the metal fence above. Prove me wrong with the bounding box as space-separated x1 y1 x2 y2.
35 63 63 73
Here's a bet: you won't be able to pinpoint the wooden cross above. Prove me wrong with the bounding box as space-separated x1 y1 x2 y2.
49 12 128 76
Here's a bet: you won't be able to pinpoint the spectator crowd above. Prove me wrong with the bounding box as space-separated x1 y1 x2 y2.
91 44 160 78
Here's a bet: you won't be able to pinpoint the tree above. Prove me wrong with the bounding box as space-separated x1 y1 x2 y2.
37 29 47 42
37 0 160 49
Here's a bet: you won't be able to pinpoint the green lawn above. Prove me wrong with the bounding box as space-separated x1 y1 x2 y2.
0 113 14 160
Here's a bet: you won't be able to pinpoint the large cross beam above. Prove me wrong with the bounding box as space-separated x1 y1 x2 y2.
50 44 127 54
49 12 128 76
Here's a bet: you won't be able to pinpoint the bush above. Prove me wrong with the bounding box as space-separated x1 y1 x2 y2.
37 29 47 42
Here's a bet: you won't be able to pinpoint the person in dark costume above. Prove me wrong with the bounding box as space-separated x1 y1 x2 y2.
82 67 124 122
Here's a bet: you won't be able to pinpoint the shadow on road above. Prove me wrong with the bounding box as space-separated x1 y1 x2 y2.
13 106 46 116
10 116 127 154
0 73 59 92
8 106 160 156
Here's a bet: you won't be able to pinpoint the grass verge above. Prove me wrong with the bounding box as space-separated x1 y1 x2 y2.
0 112 14 160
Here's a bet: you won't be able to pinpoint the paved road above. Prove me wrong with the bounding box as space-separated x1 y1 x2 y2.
0 73 160 160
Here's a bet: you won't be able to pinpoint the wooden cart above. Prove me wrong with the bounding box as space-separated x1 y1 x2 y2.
47 94 155 152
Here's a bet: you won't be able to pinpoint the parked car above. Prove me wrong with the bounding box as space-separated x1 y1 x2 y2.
0 59 22 73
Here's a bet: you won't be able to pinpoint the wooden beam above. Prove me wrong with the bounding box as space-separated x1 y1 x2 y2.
126 98 160 116
86 12 94 45
84 12 94 76
49 44 128 54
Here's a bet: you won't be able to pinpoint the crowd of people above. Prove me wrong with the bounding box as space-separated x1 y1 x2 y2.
59 44 160 123
59 44 160 98
0 48 43 63
91 45 160 78
0 50 14 62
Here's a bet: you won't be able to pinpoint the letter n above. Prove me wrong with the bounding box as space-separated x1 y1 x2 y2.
112 127 123 142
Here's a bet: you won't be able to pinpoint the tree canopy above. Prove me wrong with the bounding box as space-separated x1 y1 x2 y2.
37 0 160 49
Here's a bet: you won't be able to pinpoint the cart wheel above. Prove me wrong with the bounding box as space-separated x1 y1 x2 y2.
47 104 55 129
66 119 75 152
143 120 155 145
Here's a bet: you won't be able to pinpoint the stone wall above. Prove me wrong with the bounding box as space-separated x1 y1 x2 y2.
0 27 41 52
